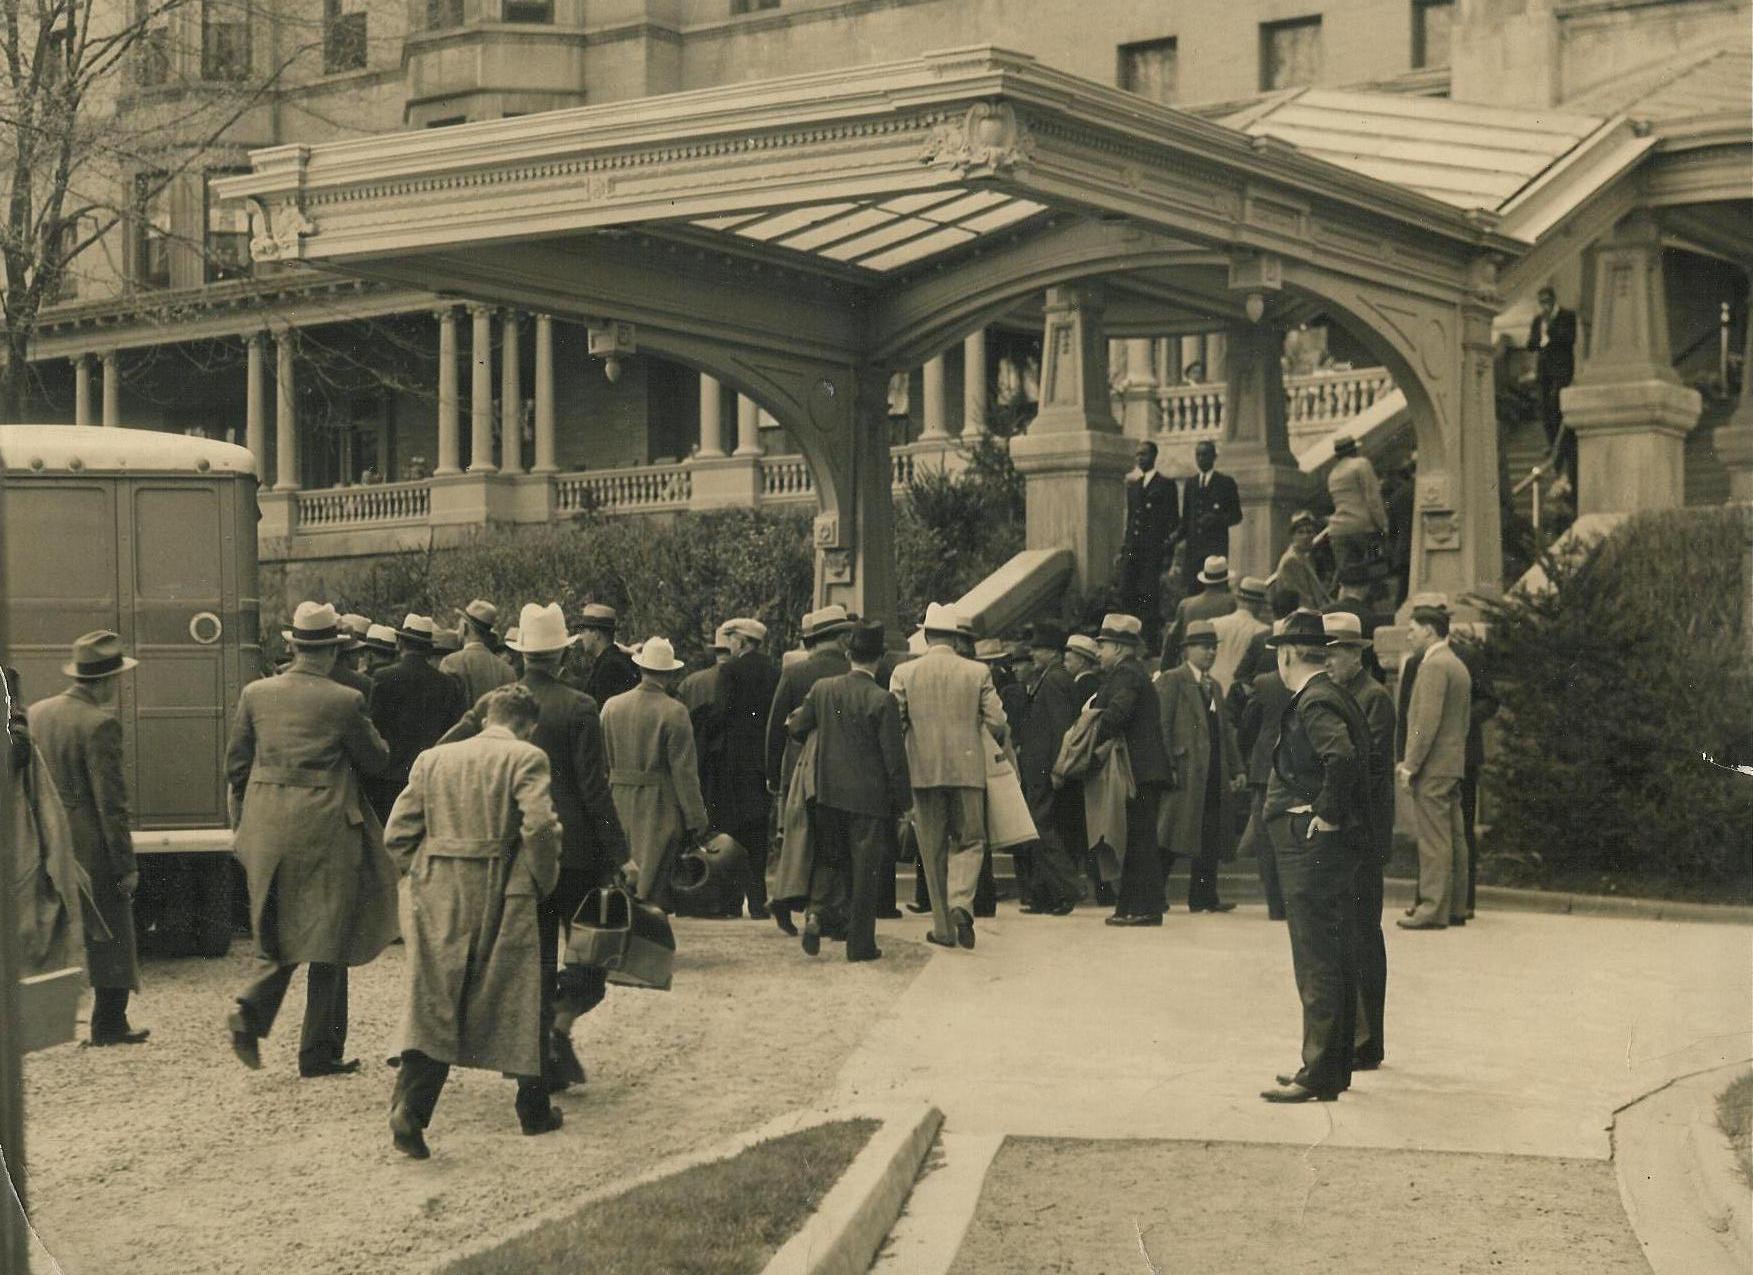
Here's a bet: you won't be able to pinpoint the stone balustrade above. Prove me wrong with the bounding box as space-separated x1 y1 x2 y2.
295 479 431 528
1153 366 1395 442
553 461 692 516
760 454 816 504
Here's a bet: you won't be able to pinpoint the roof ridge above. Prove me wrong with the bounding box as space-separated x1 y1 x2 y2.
1560 41 1736 115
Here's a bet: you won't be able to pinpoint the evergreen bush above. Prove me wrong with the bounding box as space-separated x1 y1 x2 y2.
1475 506 1753 897
894 439 1027 628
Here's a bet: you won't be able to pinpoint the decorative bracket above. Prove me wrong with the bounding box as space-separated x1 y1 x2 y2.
920 102 1036 176
246 197 316 263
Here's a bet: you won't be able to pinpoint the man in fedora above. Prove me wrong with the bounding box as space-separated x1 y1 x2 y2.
28 631 148 1046
367 614 467 821
441 599 516 707
567 603 639 707
714 617 782 920
1062 631 1110 906
1179 439 1244 596
1016 620 1083 916
335 615 377 700
1324 435 1387 591
764 605 853 936
784 622 910 962
1119 440 1180 651
1210 576 1269 696
1260 610 1375 1103
1322 611 1395 1071
1156 619 1245 914
1274 512 1331 612
227 602 397 1076
1164 555 1239 668
1397 597 1473 931
889 604 1007 950
601 637 708 914
360 624 399 676
439 602 628 1096
1092 614 1173 927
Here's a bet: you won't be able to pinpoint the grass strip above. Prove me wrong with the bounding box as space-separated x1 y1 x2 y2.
1716 1070 1753 1188
444 1117 878 1275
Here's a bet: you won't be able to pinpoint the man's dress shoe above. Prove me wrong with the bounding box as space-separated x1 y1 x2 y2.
520 1108 565 1137
299 1058 362 1079
801 913 822 957
771 908 799 937
548 1031 587 1089
848 948 883 963
1276 1072 1354 1090
951 908 976 950
230 1031 262 1071
1396 918 1447 931
924 932 956 948
390 1104 430 1160
1049 900 1077 916
1261 1083 1339 1103
875 908 904 920
89 1026 150 1046
904 902 931 915
1105 914 1162 927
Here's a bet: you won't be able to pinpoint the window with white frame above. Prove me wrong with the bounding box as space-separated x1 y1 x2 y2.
1260 15 1323 91
1118 37 1178 105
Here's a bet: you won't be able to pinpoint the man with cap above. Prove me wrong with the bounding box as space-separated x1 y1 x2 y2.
1156 618 1246 913
1061 631 1110 906
1324 435 1387 590
567 603 640 707
1322 611 1396 1071
439 602 628 1095
1092 614 1174 927
1397 597 1473 931
601 636 708 913
1063 633 1102 703
226 602 398 1076
367 614 467 822
441 600 517 707
764 605 853 935
678 627 734 917
384 683 565 1157
1119 440 1180 651
1325 564 1387 683
889 603 1008 950
1259 610 1376 1102
785 623 910 962
1163 555 1239 668
714 616 782 920
1209 576 1269 696
1274 512 1331 612
1016 620 1083 915
679 626 734 715
28 631 148 1046
360 624 399 677
1179 439 1244 596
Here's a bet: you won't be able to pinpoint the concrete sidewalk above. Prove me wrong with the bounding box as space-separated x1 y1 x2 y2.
836 905 1752 1161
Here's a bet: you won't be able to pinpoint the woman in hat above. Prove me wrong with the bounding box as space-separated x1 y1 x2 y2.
1273 512 1332 612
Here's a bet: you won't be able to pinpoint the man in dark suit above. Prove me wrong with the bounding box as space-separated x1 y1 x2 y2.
332 616 376 704
438 602 628 1095
1120 440 1180 651
1180 440 1244 595
1092 614 1174 927
367 614 466 821
715 617 782 919
1016 621 1083 915
785 623 910 962
1237 663 1293 920
1163 555 1239 668
1527 286 1578 490
566 603 640 706
1231 586 1301 712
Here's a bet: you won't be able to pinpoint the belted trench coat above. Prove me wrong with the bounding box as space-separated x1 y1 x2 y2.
600 682 708 911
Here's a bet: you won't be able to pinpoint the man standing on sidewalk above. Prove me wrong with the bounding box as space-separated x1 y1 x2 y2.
1093 614 1173 929
714 617 781 919
889 604 1007 950
1016 621 1084 915
1155 620 1245 914
1397 600 1472 931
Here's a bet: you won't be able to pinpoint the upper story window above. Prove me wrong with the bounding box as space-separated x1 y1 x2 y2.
132 173 172 291
1412 0 1455 68
205 169 252 283
1118 36 1178 105
201 0 251 82
425 0 465 30
503 0 554 20
730 0 780 13
1260 15 1323 91
47 220 82 302
324 0 368 73
135 0 172 87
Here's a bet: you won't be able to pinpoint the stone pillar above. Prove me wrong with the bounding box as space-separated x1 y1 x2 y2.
100 351 119 427
435 307 461 476
697 373 725 458
73 355 93 426
500 309 523 474
469 304 496 474
1008 282 1134 596
962 328 988 440
245 333 268 480
1561 212 1701 517
532 314 557 474
1713 288 1753 500
734 394 763 457
1220 320 1312 579
1117 336 1163 438
920 356 949 440
273 330 299 492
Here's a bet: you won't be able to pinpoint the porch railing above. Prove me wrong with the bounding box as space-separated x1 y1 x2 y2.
295 479 431 528
553 460 692 516
1153 366 1395 439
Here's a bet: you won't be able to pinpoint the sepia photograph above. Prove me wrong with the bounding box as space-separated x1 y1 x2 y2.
1 0 1750 1271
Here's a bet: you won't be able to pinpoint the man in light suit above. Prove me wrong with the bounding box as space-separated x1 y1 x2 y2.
1324 436 1387 590
440 599 517 707
889 603 1008 950
1163 555 1239 668
1397 598 1473 930
1156 620 1245 913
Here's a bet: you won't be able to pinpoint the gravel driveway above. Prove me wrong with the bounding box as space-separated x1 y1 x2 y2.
23 921 928 1275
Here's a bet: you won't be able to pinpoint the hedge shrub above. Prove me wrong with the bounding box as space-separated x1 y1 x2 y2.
1476 506 1753 894
894 440 1027 628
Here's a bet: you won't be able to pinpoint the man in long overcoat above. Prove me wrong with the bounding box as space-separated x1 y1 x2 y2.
714 617 781 918
601 637 708 914
226 602 397 1076
1238 664 1294 919
439 603 628 1094
1156 620 1245 913
440 599 517 707
385 684 564 1159
368 614 466 820
28 632 147 1045
1093 614 1173 927
1016 621 1083 915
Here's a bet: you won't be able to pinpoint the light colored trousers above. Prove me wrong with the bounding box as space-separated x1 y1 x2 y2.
1408 774 1467 925
912 786 986 941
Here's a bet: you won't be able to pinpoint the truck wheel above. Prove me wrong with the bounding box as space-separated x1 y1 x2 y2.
138 857 196 957
195 858 238 958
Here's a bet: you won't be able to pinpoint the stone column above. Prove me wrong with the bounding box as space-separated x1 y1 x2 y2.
1712 286 1753 499
273 330 299 492
920 355 949 440
500 309 523 474
1117 336 1163 438
469 304 496 474
962 328 988 440
734 394 763 457
245 333 268 480
1220 320 1312 579
435 307 461 475
1008 282 1135 596
532 314 557 474
73 355 93 426
697 373 726 458
1561 212 1701 517
100 351 119 426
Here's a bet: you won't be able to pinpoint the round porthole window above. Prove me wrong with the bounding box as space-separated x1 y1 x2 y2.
189 612 223 645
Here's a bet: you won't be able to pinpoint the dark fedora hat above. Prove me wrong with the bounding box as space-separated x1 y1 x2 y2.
1027 619 1067 651
63 630 138 680
1263 610 1333 649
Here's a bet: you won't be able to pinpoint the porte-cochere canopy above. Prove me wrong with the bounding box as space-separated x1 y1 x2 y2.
220 46 1525 624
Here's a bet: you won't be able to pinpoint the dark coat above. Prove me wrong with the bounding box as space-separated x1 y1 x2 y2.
331 662 375 706
1018 661 1081 808
716 648 781 829
439 668 628 883
368 653 466 815
568 643 640 707
786 669 910 817
1269 671 1375 855
1123 470 1180 568
1091 654 1171 786
1154 664 1243 855
1527 308 1577 388
1179 470 1244 568
1238 670 1293 786
1342 666 1397 863
1165 586 1238 665
765 647 850 794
